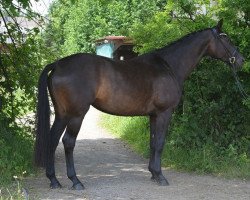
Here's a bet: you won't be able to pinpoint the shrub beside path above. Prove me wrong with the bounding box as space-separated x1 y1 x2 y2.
25 106 250 200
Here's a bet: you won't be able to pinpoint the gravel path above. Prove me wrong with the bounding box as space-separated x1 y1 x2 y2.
25 107 250 200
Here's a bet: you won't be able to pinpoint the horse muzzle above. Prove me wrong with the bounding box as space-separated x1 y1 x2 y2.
231 54 245 70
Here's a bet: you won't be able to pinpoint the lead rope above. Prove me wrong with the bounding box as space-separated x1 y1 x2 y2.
231 67 249 100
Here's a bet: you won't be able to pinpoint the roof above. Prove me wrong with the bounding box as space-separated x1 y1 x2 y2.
95 36 133 45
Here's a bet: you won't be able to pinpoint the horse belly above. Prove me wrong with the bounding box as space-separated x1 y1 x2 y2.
94 99 153 116
93 83 154 116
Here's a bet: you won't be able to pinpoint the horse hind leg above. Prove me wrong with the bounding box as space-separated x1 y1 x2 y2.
46 115 67 189
62 111 88 190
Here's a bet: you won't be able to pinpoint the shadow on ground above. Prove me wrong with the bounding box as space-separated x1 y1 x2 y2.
24 107 250 200
25 137 152 200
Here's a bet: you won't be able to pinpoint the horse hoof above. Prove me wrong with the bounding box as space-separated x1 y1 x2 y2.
151 176 169 186
158 178 169 186
71 182 85 190
50 181 62 189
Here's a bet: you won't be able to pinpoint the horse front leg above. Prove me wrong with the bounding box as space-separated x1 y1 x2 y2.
148 109 172 186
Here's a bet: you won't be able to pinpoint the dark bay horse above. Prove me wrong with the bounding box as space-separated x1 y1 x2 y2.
34 20 244 190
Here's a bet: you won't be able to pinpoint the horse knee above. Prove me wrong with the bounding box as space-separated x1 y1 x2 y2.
155 139 165 153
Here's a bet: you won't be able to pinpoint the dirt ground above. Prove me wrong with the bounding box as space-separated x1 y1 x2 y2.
24 106 250 200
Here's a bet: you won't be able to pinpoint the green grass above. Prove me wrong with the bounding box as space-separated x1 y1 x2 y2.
101 113 250 180
101 114 150 157
0 181 26 200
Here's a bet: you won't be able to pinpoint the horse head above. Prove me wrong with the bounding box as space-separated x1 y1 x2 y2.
207 19 245 70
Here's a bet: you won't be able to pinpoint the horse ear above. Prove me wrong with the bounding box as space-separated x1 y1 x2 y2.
216 19 223 32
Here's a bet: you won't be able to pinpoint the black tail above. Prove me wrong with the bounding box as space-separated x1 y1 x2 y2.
34 63 55 167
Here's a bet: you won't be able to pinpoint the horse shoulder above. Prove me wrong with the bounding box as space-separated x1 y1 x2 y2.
152 74 182 111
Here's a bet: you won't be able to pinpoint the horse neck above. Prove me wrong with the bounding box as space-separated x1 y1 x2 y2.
159 30 211 85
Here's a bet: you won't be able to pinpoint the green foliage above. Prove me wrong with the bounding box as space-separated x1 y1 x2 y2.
171 61 249 153
0 119 34 185
0 1 55 185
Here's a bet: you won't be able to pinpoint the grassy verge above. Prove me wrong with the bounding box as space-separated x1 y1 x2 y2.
0 181 27 200
101 114 250 180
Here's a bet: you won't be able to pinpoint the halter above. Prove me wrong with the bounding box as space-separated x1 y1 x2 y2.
211 28 249 99
211 28 237 65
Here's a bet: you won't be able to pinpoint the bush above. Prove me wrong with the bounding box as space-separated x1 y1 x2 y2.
0 119 34 185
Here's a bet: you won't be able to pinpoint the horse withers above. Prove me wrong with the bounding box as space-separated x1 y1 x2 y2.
34 20 244 190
